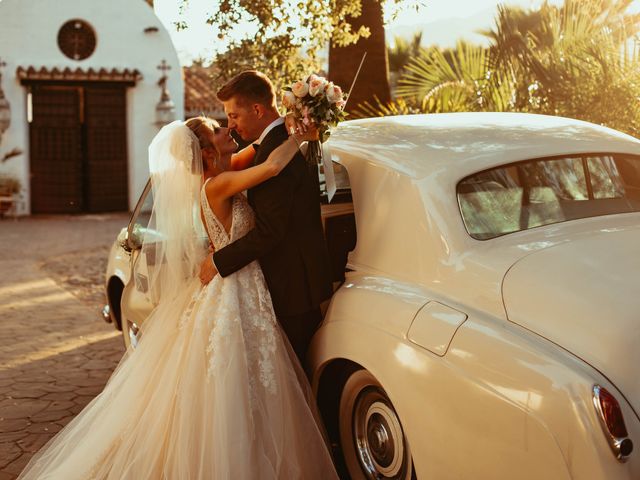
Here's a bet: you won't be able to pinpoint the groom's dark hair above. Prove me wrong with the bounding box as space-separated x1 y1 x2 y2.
217 70 276 108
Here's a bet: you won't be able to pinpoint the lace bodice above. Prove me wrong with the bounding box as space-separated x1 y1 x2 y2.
200 182 255 250
196 181 277 396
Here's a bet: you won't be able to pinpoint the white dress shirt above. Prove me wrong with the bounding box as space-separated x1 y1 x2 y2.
254 117 285 147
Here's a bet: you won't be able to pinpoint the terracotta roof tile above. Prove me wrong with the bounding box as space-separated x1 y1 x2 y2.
182 65 225 119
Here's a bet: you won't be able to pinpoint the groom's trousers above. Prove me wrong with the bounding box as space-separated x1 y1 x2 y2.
277 307 323 369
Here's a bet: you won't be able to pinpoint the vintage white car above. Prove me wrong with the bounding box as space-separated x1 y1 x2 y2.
104 113 640 479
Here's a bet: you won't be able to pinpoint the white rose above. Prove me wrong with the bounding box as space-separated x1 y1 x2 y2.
326 83 343 104
292 80 309 98
308 75 328 97
282 91 296 109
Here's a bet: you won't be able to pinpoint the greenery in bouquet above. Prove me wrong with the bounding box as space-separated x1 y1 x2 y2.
281 74 348 144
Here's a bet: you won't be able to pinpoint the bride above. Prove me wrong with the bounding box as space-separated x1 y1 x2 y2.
18 118 339 479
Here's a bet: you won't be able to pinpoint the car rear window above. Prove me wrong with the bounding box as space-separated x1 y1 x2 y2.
457 154 640 240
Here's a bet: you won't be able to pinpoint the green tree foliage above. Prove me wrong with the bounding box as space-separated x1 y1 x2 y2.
179 1 391 83
369 0 640 137
178 0 423 100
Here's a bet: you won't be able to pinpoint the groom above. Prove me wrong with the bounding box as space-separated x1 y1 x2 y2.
199 70 333 366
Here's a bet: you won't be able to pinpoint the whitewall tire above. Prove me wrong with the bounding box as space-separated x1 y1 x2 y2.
339 369 415 480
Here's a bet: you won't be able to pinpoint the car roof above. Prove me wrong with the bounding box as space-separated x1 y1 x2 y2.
327 113 640 304
328 113 640 181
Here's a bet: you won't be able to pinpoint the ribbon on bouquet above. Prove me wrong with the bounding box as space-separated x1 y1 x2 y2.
321 143 337 202
306 140 336 202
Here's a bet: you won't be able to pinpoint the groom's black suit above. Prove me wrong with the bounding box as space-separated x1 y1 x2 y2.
213 122 333 363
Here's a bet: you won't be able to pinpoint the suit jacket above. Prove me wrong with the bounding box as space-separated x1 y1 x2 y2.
213 123 333 317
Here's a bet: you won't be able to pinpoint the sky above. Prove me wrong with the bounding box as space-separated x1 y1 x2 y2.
152 0 576 65
1 0 635 66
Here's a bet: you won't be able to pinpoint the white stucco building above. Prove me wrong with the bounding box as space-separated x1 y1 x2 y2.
0 0 183 214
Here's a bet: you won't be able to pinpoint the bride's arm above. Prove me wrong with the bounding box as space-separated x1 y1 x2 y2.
207 131 316 201
230 145 255 171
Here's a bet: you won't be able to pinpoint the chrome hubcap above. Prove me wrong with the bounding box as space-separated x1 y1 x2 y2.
354 390 407 478
101 304 111 323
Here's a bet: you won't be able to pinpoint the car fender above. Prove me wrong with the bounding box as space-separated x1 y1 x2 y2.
311 303 640 479
105 237 130 288
444 316 640 479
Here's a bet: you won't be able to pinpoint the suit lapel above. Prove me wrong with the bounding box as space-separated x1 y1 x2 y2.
252 123 288 167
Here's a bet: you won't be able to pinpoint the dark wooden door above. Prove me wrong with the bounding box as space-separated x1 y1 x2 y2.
28 83 129 214
84 85 128 212
29 86 84 213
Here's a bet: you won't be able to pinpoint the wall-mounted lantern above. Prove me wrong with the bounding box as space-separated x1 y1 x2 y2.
155 59 176 127
0 58 11 142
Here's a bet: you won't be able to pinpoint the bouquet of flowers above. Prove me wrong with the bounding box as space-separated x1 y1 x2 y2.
282 74 347 142
282 74 347 161
282 74 348 200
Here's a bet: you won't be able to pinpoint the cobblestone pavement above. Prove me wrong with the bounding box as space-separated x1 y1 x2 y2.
0 214 129 479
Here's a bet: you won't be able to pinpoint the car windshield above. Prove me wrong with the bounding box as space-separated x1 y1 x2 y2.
457 153 640 240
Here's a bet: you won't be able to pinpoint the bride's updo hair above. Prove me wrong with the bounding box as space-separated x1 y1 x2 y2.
185 116 220 168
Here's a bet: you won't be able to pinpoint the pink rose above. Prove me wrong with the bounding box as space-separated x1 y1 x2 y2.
282 91 296 109
308 75 328 97
292 80 309 98
326 83 343 103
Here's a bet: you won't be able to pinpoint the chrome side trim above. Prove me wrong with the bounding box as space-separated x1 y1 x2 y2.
592 385 634 462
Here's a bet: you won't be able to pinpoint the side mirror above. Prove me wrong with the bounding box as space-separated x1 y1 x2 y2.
116 227 132 253
127 224 146 251
117 225 144 253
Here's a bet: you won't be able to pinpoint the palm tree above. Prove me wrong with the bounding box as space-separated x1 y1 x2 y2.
388 32 424 74
366 0 640 137
329 0 391 114
388 32 424 94
481 0 640 113
395 41 515 113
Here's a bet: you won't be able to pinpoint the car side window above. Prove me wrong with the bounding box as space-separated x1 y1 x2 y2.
587 155 627 199
458 153 640 240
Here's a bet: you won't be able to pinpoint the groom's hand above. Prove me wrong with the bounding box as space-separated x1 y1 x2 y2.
199 256 218 285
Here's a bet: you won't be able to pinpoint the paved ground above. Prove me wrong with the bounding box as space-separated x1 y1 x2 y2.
0 214 129 479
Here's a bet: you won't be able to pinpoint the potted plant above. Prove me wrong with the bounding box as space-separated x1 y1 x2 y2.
0 174 21 216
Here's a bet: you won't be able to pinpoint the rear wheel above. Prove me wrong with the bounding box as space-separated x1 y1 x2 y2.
339 370 415 480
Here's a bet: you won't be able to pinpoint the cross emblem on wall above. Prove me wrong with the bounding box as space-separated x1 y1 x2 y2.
69 31 87 60
157 60 171 76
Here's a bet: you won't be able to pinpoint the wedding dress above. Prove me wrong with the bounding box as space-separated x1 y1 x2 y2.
18 122 338 479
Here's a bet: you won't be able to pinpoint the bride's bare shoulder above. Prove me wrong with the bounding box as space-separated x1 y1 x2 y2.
204 175 234 205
